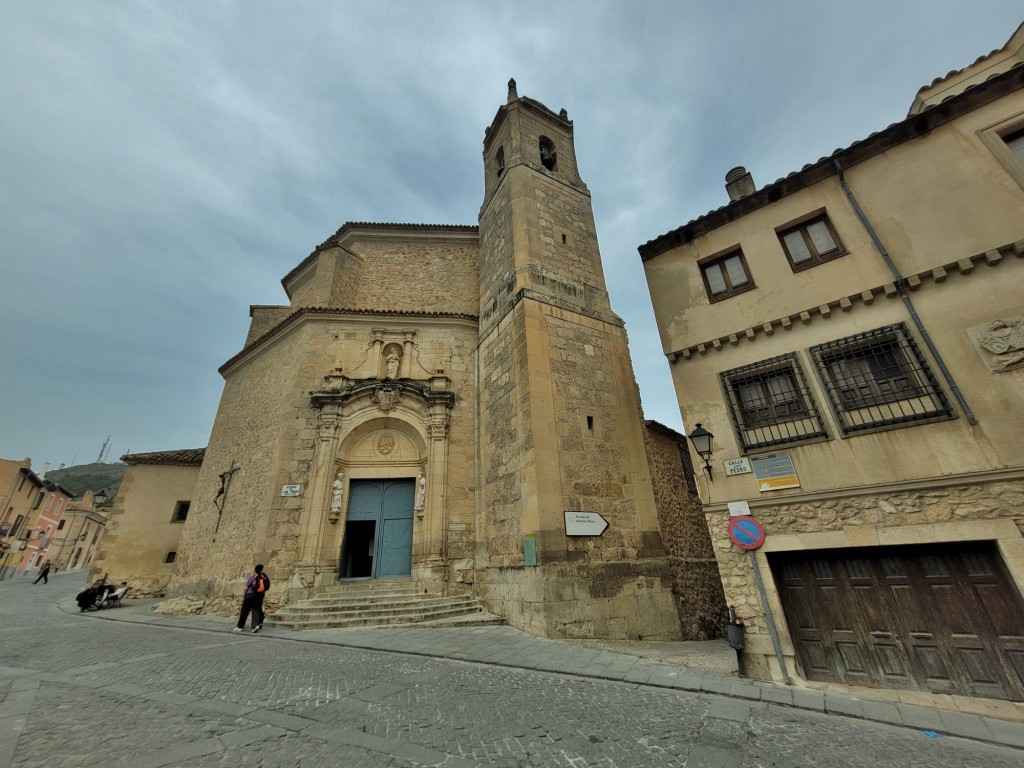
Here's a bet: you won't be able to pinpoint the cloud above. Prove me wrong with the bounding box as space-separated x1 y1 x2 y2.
0 1 1020 464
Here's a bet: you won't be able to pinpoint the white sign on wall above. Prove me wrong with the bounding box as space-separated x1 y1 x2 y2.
727 501 751 517
281 484 302 497
724 458 752 476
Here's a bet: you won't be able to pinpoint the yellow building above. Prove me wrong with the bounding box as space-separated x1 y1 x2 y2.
89 450 203 595
641 25 1024 701
0 458 72 579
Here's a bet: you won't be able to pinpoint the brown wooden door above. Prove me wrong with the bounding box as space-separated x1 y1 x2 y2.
770 543 1024 701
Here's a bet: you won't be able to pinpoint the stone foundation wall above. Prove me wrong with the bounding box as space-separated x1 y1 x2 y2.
477 559 681 640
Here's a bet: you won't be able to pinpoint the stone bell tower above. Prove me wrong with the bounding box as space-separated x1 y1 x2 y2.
475 80 680 639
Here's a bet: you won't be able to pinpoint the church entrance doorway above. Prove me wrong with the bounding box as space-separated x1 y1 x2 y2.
339 479 415 580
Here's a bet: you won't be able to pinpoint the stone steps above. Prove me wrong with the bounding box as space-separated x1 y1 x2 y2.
267 581 505 631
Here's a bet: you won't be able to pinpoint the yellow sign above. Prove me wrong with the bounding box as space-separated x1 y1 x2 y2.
757 475 800 491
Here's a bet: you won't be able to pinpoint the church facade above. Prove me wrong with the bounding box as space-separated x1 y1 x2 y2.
93 82 726 640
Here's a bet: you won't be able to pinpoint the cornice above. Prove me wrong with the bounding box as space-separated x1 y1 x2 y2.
219 307 479 377
310 378 456 410
666 239 1024 364
703 466 1024 514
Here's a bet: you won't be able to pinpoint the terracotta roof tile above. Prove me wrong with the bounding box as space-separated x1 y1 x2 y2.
121 448 206 466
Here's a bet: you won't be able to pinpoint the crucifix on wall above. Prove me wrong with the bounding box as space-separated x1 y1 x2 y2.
213 461 239 534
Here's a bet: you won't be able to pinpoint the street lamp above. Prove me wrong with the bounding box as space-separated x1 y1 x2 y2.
688 423 715 481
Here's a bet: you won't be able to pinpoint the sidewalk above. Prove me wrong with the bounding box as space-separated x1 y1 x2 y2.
68 597 1024 750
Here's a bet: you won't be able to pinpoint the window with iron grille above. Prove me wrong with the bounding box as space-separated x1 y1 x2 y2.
810 324 953 434
700 249 755 302
721 354 827 451
777 213 846 271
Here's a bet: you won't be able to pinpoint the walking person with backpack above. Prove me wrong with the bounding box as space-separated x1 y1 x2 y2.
233 564 269 634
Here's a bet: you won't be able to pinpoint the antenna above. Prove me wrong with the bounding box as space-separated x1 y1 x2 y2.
97 435 110 463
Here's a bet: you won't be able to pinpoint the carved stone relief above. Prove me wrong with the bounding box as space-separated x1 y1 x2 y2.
372 383 402 411
967 316 1024 373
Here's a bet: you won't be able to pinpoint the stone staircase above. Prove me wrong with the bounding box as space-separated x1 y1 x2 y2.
267 579 505 631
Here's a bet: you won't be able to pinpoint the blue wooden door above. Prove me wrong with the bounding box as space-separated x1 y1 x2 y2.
377 480 415 577
345 479 414 578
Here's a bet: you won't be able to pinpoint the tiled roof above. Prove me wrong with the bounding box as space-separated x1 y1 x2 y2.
638 64 1024 261
281 221 479 288
219 306 479 375
121 448 206 466
913 22 1024 97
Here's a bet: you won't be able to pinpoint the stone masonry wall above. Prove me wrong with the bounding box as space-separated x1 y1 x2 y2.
643 427 728 639
328 238 479 316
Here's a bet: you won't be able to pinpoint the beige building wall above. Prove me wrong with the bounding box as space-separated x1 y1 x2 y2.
642 38 1024 693
90 457 200 595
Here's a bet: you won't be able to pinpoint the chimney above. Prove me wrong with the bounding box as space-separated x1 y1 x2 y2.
725 166 756 201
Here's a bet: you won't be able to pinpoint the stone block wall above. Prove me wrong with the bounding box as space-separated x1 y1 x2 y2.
327 237 479 316
643 425 728 639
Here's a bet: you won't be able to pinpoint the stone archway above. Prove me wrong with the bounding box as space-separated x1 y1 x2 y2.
289 377 454 596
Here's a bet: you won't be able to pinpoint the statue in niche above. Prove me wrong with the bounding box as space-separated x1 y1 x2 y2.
977 318 1024 372
385 349 401 379
330 471 344 512
415 471 426 510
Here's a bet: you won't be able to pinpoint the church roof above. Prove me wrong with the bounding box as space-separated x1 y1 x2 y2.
121 448 206 466
282 221 478 288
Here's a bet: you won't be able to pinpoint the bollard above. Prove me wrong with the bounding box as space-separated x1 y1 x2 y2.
727 605 747 678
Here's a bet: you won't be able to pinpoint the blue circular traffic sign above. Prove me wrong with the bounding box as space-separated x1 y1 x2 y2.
728 516 766 550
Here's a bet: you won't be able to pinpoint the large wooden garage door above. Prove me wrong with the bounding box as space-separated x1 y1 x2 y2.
769 542 1024 701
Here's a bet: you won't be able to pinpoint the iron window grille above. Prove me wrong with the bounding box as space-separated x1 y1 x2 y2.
721 353 827 452
700 249 755 302
777 213 846 272
810 323 953 434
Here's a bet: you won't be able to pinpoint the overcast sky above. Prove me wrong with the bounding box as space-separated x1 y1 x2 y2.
1 2 1021 471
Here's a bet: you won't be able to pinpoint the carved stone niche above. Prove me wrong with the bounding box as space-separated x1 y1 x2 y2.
966 316 1024 373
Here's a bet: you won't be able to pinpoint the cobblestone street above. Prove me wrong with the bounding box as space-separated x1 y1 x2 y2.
1 574 1021 767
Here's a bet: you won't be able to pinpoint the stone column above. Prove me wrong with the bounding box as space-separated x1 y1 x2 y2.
422 410 450 570
292 406 341 594
402 332 415 378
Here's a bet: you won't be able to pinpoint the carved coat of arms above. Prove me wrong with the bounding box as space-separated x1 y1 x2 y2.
372 383 402 411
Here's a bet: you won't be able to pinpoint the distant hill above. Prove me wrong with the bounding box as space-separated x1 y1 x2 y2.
46 462 126 500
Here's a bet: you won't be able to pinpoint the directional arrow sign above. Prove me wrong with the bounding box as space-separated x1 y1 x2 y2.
564 511 609 537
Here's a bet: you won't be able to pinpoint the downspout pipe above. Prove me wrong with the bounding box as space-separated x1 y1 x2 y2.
834 159 978 425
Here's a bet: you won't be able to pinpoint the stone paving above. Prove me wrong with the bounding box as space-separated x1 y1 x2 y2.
1 572 1022 767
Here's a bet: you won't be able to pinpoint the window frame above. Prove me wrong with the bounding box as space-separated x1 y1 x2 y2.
776 211 847 272
699 248 755 303
720 353 828 452
810 323 954 435
171 500 191 524
978 114 1024 192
